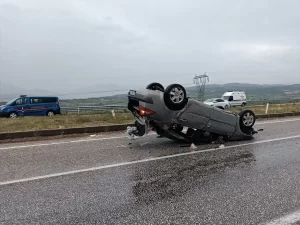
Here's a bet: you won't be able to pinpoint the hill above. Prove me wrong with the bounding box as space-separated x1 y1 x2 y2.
59 83 300 106
186 83 300 101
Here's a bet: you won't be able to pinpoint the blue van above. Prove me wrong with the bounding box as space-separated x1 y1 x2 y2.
0 95 61 118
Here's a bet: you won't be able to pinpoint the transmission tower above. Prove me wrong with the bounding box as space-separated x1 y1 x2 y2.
193 73 209 102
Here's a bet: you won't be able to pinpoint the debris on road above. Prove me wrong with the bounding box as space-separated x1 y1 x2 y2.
117 145 127 148
190 143 197 150
126 126 139 140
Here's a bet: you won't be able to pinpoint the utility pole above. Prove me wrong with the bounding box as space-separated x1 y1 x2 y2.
193 73 209 102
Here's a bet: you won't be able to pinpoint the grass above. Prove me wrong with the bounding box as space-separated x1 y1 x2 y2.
0 103 299 133
0 113 134 133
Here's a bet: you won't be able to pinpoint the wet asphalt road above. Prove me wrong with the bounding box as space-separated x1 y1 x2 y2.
0 117 300 224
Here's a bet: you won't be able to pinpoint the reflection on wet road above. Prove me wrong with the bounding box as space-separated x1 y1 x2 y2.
0 118 300 224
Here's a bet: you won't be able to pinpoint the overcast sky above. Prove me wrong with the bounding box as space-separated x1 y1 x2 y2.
0 0 299 96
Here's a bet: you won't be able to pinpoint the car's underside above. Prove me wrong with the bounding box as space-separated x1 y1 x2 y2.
126 82 261 144
127 117 259 145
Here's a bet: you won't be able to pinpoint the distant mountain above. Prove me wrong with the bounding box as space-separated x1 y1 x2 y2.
186 83 300 100
59 83 129 99
59 83 300 106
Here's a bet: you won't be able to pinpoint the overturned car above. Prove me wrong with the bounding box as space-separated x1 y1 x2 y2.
127 83 260 144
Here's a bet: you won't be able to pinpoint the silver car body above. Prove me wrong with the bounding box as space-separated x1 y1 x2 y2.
127 85 258 143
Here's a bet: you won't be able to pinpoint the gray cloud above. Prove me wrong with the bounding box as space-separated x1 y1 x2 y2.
0 0 299 97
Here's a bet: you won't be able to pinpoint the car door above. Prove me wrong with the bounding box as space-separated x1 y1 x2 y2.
207 107 237 135
11 97 29 116
28 97 46 116
176 99 212 130
215 99 225 108
227 95 235 106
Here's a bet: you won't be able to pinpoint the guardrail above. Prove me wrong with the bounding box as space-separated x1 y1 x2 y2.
61 105 127 114
244 99 300 106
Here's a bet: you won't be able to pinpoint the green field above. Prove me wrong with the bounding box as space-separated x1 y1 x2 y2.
0 113 134 133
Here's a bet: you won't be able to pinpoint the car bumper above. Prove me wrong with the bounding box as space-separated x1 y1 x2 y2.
0 112 9 117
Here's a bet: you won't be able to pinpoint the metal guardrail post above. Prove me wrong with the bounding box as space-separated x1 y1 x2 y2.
265 103 269 114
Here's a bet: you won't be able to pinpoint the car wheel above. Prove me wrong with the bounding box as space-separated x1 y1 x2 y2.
146 82 164 92
224 105 229 109
239 109 256 130
242 102 246 107
164 84 187 110
47 111 55 116
9 112 18 118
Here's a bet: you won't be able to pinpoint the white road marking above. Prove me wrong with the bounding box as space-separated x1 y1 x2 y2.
0 134 299 187
262 210 300 225
0 132 157 151
0 135 128 150
0 117 299 151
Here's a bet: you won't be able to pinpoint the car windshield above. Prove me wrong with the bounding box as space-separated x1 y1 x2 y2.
5 98 18 106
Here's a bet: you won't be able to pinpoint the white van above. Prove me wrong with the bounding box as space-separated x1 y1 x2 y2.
221 91 247 106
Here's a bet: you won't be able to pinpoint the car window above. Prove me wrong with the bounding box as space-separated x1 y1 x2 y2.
216 99 224 102
30 97 57 104
14 98 27 105
5 98 18 106
30 98 40 104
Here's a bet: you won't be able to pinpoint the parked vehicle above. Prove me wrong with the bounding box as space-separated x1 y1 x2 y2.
222 91 247 106
204 98 230 109
126 83 260 144
0 95 61 118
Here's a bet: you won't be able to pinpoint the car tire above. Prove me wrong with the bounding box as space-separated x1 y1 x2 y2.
47 110 55 116
224 105 229 109
146 82 164 92
163 84 188 110
8 112 18 118
242 102 246 107
239 109 256 130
